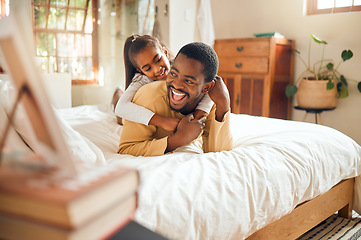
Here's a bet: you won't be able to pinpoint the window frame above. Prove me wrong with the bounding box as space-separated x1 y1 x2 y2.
31 0 99 85
307 0 361 15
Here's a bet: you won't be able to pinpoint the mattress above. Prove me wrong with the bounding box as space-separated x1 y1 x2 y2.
58 104 361 240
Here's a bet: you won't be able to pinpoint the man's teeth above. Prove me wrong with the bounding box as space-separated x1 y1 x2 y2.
172 89 185 96
171 89 186 101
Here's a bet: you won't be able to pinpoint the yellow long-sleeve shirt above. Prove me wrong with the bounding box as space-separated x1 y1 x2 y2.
117 81 233 156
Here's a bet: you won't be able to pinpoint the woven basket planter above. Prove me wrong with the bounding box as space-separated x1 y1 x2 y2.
297 78 338 109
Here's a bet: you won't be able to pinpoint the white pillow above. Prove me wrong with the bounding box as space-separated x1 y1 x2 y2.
53 108 106 165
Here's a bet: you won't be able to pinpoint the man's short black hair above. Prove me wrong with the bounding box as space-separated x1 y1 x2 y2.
176 42 219 83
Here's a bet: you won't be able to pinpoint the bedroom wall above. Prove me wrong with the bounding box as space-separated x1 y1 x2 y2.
154 0 197 55
210 0 361 145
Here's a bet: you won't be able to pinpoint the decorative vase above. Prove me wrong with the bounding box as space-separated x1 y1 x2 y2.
297 78 338 109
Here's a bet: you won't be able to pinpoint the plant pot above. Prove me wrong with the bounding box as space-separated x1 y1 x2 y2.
297 78 338 109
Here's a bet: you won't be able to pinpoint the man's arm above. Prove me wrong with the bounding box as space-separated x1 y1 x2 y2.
202 76 234 152
207 76 231 122
117 119 168 156
117 82 172 156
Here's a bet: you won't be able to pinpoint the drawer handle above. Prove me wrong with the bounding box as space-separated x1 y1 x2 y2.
236 46 244 52
236 94 240 106
235 63 243 68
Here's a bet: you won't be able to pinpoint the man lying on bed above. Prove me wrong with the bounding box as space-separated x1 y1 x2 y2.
117 42 234 156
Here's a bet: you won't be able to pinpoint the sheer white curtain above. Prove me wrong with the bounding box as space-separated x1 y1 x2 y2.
196 0 215 47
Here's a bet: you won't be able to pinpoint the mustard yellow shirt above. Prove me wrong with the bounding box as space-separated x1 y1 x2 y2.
117 81 233 156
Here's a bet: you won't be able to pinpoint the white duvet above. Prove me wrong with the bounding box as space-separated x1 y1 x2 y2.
58 104 361 240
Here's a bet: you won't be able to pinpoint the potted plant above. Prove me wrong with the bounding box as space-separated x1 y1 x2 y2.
286 33 361 109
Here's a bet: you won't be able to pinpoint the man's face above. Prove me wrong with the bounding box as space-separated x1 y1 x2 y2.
166 53 211 115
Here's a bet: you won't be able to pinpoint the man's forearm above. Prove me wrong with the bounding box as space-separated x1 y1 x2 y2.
207 76 231 122
215 101 230 122
165 134 188 153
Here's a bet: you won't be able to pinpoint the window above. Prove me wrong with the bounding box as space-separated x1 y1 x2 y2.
307 0 361 15
31 0 98 85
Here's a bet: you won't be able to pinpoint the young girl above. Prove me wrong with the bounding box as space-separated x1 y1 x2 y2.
115 34 213 132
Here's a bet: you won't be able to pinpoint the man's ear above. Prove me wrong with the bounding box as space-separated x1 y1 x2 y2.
202 80 215 94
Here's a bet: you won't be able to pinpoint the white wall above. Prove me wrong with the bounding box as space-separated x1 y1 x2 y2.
155 0 199 55
210 0 361 145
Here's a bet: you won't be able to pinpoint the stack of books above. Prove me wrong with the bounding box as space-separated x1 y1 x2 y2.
0 165 139 240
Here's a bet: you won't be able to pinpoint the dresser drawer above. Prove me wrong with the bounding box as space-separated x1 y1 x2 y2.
214 39 270 57
218 57 269 74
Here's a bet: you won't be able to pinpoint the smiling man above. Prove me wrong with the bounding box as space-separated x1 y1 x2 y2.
117 42 234 156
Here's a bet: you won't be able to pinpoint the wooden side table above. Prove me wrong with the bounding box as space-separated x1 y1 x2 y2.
294 106 336 124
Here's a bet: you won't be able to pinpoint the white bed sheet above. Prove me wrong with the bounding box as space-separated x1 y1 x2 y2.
58 104 361 240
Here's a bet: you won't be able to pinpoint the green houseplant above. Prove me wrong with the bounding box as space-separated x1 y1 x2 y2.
286 34 361 108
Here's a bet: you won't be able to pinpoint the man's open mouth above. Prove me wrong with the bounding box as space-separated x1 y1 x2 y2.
170 87 187 104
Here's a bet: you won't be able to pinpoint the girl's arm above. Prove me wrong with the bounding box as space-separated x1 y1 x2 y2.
149 114 179 132
193 93 213 120
115 74 155 125
115 74 179 132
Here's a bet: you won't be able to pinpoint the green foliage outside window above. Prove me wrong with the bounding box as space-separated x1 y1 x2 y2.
32 0 95 82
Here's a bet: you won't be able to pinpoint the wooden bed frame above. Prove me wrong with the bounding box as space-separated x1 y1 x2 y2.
246 178 354 240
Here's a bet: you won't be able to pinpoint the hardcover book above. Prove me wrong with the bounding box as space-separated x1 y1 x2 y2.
0 166 139 229
0 194 137 240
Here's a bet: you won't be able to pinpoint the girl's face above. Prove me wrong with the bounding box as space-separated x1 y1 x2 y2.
133 46 170 81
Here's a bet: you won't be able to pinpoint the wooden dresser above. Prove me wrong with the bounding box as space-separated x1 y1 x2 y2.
214 37 295 119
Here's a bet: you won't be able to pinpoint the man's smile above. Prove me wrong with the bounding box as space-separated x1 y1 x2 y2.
169 87 188 105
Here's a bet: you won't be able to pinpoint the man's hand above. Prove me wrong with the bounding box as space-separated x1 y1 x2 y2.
165 114 206 153
207 76 230 122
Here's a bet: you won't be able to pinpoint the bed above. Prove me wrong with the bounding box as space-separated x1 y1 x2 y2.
0 72 360 239
54 103 361 240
